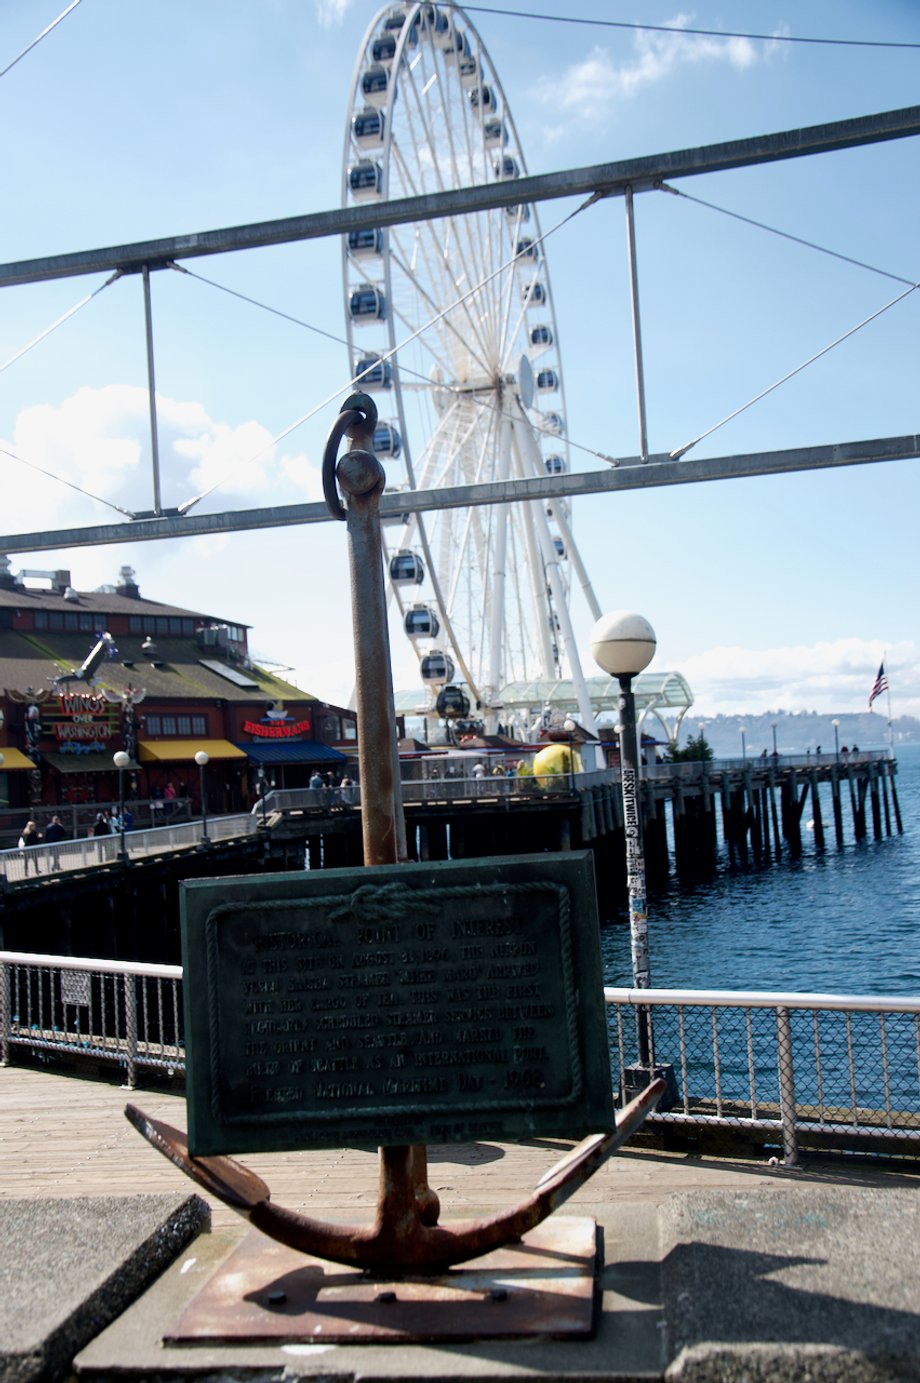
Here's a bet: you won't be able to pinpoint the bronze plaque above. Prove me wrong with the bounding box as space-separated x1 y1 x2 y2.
180 852 612 1155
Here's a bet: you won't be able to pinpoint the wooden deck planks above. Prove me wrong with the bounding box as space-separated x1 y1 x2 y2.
4 1065 917 1237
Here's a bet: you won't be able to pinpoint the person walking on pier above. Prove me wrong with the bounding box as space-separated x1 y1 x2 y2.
45 814 66 871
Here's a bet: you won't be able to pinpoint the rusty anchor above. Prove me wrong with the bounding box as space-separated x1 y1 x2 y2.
127 394 664 1275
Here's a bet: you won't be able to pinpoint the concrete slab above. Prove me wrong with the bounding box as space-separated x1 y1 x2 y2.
72 1187 920 1381
661 1186 920 1381
0 1193 209 1383
74 1203 665 1381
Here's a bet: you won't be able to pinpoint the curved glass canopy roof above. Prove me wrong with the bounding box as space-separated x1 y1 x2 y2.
395 671 694 744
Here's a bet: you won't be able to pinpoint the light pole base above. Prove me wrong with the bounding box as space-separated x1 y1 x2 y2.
621 1062 680 1112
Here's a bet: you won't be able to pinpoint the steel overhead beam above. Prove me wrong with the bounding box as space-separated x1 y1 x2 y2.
2 105 919 289
1 433 915 555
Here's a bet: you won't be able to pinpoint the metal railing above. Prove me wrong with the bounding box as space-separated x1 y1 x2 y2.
0 951 183 1088
256 770 611 816
3 950 919 1164
0 813 258 883
605 986 920 1164
254 753 892 816
643 749 889 779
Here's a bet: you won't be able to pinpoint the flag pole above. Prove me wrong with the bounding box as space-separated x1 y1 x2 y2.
885 650 894 758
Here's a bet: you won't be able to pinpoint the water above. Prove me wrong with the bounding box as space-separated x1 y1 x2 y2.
600 744 920 997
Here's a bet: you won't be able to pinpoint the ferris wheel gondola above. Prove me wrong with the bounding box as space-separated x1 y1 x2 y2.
342 3 602 735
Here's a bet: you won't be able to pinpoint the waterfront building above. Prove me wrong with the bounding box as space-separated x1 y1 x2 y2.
0 563 356 821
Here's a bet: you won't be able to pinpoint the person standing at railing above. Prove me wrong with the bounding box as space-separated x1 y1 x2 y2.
18 819 40 874
45 814 66 872
92 812 110 838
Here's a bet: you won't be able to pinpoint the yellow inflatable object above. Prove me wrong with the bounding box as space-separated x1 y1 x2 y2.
532 742 582 787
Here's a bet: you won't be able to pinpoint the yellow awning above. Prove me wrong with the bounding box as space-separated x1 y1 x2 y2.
0 746 35 770
138 739 247 763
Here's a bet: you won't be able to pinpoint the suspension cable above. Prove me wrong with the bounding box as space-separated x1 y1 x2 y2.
439 3 920 52
0 271 122 375
0 0 82 80
0 446 136 518
670 279 920 460
660 184 916 288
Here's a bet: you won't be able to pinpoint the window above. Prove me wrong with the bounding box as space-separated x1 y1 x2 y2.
169 618 182 635
35 612 48 629
129 616 142 633
192 715 207 735
79 613 94 631
182 619 195 635
64 613 78 631
161 716 177 735
177 715 191 735
155 617 170 636
49 612 63 630
145 715 161 735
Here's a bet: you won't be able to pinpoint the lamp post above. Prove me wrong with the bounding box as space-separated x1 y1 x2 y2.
194 750 210 845
113 750 130 862
739 725 747 763
591 611 676 1104
697 722 706 762
257 765 268 828
832 718 841 763
563 717 576 791
771 722 778 758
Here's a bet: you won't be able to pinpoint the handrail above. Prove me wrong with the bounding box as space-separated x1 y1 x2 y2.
605 985 920 1014
0 950 180 979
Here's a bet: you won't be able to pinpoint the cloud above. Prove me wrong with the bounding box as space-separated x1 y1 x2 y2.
1 384 323 530
540 13 783 129
315 0 351 29
670 637 920 718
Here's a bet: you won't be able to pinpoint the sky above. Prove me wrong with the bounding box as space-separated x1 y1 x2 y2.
1 0 918 724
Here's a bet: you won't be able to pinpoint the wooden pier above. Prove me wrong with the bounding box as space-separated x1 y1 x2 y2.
0 752 902 955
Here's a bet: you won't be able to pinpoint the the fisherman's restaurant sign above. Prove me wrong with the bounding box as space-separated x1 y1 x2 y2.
180 853 613 1155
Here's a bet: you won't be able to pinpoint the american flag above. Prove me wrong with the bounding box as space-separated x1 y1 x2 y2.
868 662 888 709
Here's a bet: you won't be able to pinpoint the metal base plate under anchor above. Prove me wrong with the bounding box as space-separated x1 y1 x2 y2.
167 1216 600 1344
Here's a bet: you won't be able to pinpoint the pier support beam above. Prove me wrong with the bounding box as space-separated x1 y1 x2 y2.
831 768 844 848
809 770 825 851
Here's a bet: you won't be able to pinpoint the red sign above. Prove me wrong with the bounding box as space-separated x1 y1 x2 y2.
243 718 312 739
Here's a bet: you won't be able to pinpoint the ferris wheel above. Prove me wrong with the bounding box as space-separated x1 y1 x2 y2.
342 2 602 733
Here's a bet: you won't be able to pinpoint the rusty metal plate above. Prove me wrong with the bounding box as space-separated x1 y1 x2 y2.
180 853 612 1155
167 1216 599 1343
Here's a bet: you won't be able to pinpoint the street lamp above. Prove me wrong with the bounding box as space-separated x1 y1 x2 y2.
257 765 268 828
563 717 577 791
194 750 210 845
591 611 676 1104
739 725 747 762
697 722 706 762
113 751 130 862
771 722 778 757
832 718 841 763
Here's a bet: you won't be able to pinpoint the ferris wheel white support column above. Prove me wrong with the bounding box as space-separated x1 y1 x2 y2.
518 489 556 681
545 494 603 624
485 412 514 732
511 408 600 767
